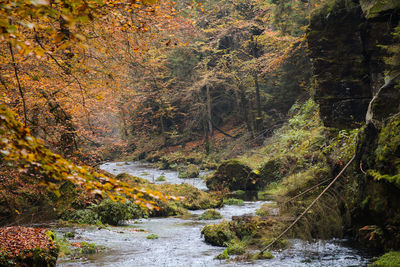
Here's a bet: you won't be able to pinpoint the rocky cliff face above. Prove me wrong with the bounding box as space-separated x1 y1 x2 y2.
307 0 400 129
307 0 400 251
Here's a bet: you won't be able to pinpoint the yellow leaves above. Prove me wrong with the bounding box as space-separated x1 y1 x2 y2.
142 0 158 5
79 167 87 174
103 182 114 190
0 104 179 212
30 0 50 6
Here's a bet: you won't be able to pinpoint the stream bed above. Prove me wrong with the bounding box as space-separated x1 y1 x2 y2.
56 162 371 267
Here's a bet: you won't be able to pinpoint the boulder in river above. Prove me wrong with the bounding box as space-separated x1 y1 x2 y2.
206 160 263 191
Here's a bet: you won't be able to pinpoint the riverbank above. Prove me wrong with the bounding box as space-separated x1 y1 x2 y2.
54 161 371 266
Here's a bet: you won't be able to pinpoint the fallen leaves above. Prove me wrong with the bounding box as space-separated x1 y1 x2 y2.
0 227 56 258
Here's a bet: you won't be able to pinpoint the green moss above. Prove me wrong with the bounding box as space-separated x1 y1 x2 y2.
251 251 274 260
258 159 287 184
201 221 235 247
226 239 246 255
178 164 200 178
206 159 262 191
80 242 98 254
94 199 142 225
376 114 400 163
259 238 289 250
361 0 400 19
215 249 229 260
256 203 278 216
370 251 400 267
369 114 400 188
146 234 159 240
146 183 221 210
54 234 71 258
198 209 222 220
230 190 246 197
156 175 166 182
61 199 144 226
115 173 149 184
223 198 244 206
61 208 99 225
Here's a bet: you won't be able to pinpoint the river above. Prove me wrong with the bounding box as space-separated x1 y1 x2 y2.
56 161 370 267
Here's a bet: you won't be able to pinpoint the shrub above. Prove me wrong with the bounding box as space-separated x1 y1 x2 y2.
94 199 138 226
62 199 144 226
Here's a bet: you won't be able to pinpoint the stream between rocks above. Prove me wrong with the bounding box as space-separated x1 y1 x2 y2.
56 161 371 267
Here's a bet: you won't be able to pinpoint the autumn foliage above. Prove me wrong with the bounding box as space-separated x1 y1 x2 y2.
0 226 58 266
0 104 176 212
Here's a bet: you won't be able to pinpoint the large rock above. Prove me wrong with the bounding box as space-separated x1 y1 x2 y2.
206 160 262 191
307 0 371 128
307 0 400 251
353 118 400 251
307 0 400 129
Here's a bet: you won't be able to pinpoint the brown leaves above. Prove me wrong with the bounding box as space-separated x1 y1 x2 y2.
0 227 56 258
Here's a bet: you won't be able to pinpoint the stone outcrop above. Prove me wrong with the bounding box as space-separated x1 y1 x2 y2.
307 0 400 129
307 0 400 251
206 160 263 191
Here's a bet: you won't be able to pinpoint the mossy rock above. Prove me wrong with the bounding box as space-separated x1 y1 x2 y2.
150 201 188 217
115 173 149 184
201 221 235 247
148 183 222 210
215 249 229 260
146 234 159 240
226 239 246 255
258 158 288 184
223 198 244 206
79 242 98 254
62 199 144 226
178 164 200 178
370 251 400 267
251 251 274 260
198 209 222 220
368 114 400 189
360 0 400 18
206 160 262 191
156 175 166 182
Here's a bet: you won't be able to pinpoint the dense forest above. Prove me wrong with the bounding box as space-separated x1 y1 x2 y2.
0 0 399 266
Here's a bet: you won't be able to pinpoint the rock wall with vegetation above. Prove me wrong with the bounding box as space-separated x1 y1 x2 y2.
307 0 400 251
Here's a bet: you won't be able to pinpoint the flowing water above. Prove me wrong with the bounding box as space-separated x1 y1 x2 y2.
56 162 371 267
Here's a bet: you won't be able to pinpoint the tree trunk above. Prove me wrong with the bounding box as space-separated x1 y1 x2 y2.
253 73 262 132
206 84 214 141
239 88 254 139
40 90 78 156
203 118 210 155
8 42 27 126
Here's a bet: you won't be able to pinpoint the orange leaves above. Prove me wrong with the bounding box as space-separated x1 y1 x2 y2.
0 227 56 258
0 104 176 211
